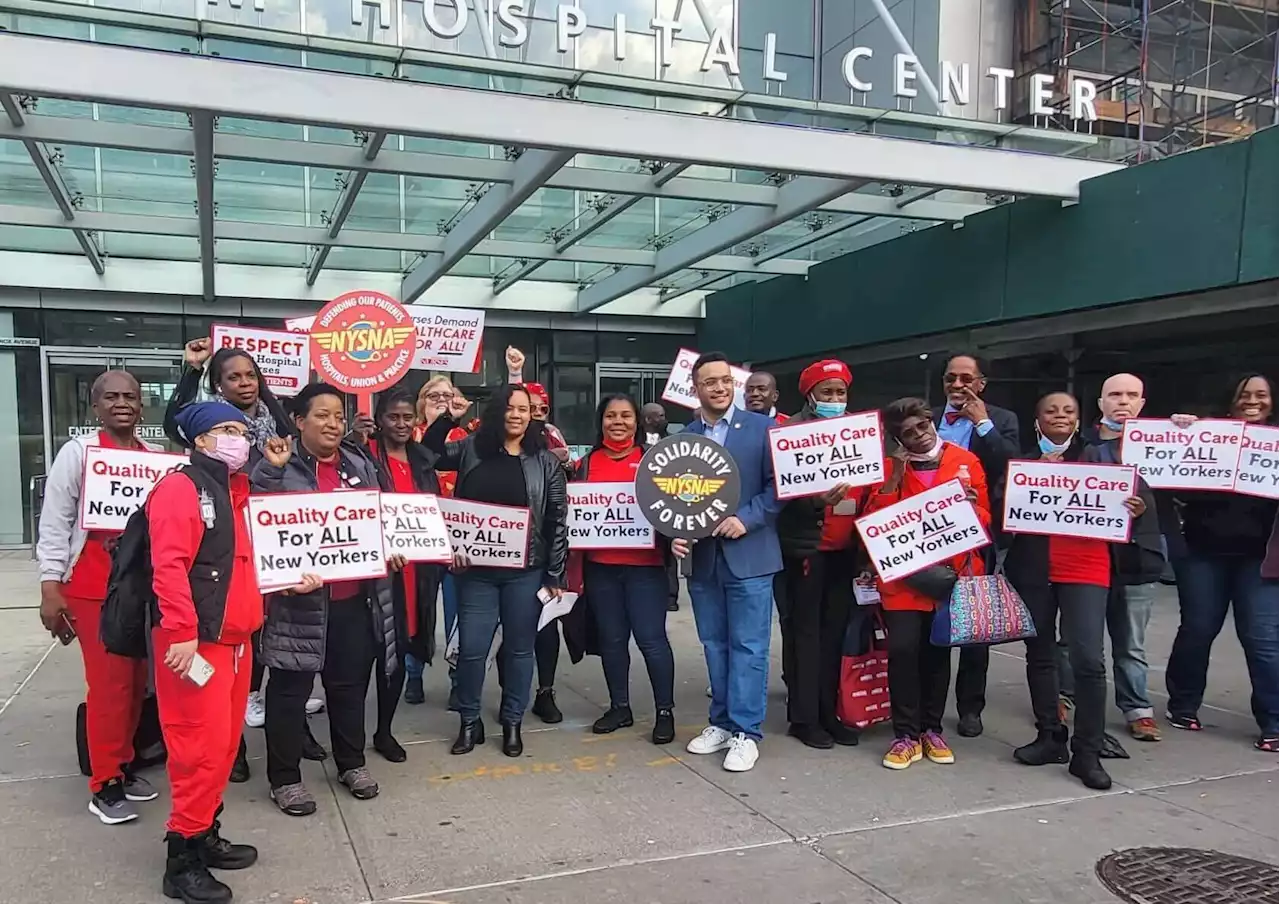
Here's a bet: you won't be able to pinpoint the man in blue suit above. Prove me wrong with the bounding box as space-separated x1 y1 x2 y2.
675 352 784 772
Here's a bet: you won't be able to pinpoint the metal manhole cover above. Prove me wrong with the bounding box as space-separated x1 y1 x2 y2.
1096 847 1278 904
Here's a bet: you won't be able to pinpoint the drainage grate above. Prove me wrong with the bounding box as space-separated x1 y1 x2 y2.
1096 847 1279 904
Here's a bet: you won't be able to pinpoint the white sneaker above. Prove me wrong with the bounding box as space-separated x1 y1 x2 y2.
722 733 759 772
244 691 265 728
686 725 733 755
305 696 325 715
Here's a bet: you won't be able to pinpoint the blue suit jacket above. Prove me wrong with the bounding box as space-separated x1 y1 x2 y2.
684 408 784 581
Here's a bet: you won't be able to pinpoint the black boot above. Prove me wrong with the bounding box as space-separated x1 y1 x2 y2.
502 722 523 757
531 689 563 724
228 737 250 784
1068 752 1112 790
1014 726 1070 766
592 706 634 734
450 718 484 755
403 675 425 705
300 721 328 761
652 709 676 745
163 833 232 904
197 820 258 870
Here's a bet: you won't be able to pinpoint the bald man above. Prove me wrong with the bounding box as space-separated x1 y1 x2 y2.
1069 372 1166 744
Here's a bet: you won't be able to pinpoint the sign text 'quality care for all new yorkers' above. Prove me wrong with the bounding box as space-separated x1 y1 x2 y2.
1234 423 1280 500
769 411 885 500
80 446 187 531
566 482 654 550
248 490 387 592
854 479 989 584
380 493 453 563
1121 418 1244 491
438 497 531 568
1003 460 1137 543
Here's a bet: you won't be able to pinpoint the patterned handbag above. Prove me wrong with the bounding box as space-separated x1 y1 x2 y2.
929 573 1036 647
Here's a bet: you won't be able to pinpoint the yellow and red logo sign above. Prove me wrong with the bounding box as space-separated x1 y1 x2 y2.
309 290 416 393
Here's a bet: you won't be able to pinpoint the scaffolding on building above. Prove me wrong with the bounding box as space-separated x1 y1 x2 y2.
1014 0 1278 160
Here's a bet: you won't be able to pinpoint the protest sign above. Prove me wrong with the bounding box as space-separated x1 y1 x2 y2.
1121 418 1245 491
407 305 485 373
660 347 750 411
769 411 884 500
80 446 187 531
210 323 310 397
248 489 387 592
566 482 654 550
380 493 453 563
1233 423 1280 500
1003 460 1137 543
438 497 530 568
309 290 417 415
854 479 989 583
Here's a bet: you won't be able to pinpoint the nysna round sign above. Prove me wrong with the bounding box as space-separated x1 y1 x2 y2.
309 290 416 393
636 434 742 540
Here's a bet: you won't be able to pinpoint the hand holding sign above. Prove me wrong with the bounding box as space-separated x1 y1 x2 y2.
855 479 989 584
768 411 884 500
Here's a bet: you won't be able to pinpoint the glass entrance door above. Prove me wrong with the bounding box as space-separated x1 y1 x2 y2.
43 348 185 462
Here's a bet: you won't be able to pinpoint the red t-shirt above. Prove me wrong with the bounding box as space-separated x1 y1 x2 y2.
1048 536 1112 588
818 487 865 552
584 448 663 568
315 457 365 601
384 452 419 638
63 431 141 601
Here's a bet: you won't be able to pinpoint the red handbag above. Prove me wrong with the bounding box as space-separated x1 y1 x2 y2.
837 610 891 730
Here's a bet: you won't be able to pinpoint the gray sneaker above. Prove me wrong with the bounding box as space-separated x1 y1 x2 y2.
338 766 379 800
121 769 158 802
269 781 317 817
89 779 139 825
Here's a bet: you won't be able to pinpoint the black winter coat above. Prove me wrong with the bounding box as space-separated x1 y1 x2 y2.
249 439 398 676
421 419 569 587
359 437 446 667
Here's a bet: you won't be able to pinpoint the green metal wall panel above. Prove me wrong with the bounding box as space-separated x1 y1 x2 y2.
1239 126 1279 285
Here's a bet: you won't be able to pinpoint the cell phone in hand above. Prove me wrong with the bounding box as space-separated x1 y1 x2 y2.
55 613 76 646
536 587 555 605
187 652 215 687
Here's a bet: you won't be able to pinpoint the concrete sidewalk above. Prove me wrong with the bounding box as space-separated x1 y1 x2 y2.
0 556 1274 904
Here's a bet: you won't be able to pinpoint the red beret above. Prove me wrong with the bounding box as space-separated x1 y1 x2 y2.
522 382 549 405
799 359 852 396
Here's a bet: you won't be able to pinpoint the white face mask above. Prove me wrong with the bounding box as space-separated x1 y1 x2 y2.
904 435 944 462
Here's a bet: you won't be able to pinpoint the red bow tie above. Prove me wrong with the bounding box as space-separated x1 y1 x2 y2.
944 411 964 425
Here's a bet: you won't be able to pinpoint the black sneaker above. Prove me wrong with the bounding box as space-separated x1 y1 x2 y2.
652 709 676 745
823 721 861 747
787 723 835 749
121 765 159 802
301 722 328 761
90 778 139 825
1166 711 1203 732
592 706 634 734
956 713 984 738
373 732 407 763
403 675 425 705
163 832 232 904
1013 727 1070 766
197 821 258 870
532 689 563 724
1068 753 1112 790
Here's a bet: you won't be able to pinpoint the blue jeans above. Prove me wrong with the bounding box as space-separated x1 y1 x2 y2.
405 573 458 681
688 548 774 741
454 567 544 724
1167 553 1279 736
585 561 675 710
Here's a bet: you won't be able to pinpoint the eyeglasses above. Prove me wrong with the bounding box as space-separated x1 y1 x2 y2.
207 425 248 438
533 404 549 415
944 373 979 385
697 376 735 389
423 391 452 402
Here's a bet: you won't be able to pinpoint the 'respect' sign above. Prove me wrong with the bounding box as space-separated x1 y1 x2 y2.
1234 423 1280 500
1003 460 1137 543
309 290 417 393
80 446 187 531
248 489 387 592
380 493 452 564
854 479 989 583
437 497 530 568
1121 418 1245 491
566 482 654 550
210 323 310 397
768 411 884 500
661 347 750 411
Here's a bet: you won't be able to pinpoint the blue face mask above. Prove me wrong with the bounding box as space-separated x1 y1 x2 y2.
1039 434 1072 455
1099 416 1124 431
813 400 847 419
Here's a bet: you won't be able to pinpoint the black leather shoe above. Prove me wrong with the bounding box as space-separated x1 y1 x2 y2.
1014 726 1070 766
1069 752 1112 790
197 821 258 870
788 723 835 749
531 689 563 724
592 706 634 734
450 718 484 755
652 709 676 745
957 713 984 738
501 722 523 757
301 722 328 761
228 740 250 784
823 721 861 747
373 732 407 763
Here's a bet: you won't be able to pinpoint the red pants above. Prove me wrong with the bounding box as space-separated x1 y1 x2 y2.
153 634 252 838
67 594 147 793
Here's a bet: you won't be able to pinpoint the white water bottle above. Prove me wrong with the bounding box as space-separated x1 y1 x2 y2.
956 464 971 490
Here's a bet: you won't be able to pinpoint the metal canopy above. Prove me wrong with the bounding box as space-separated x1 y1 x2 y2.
0 33 1124 310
